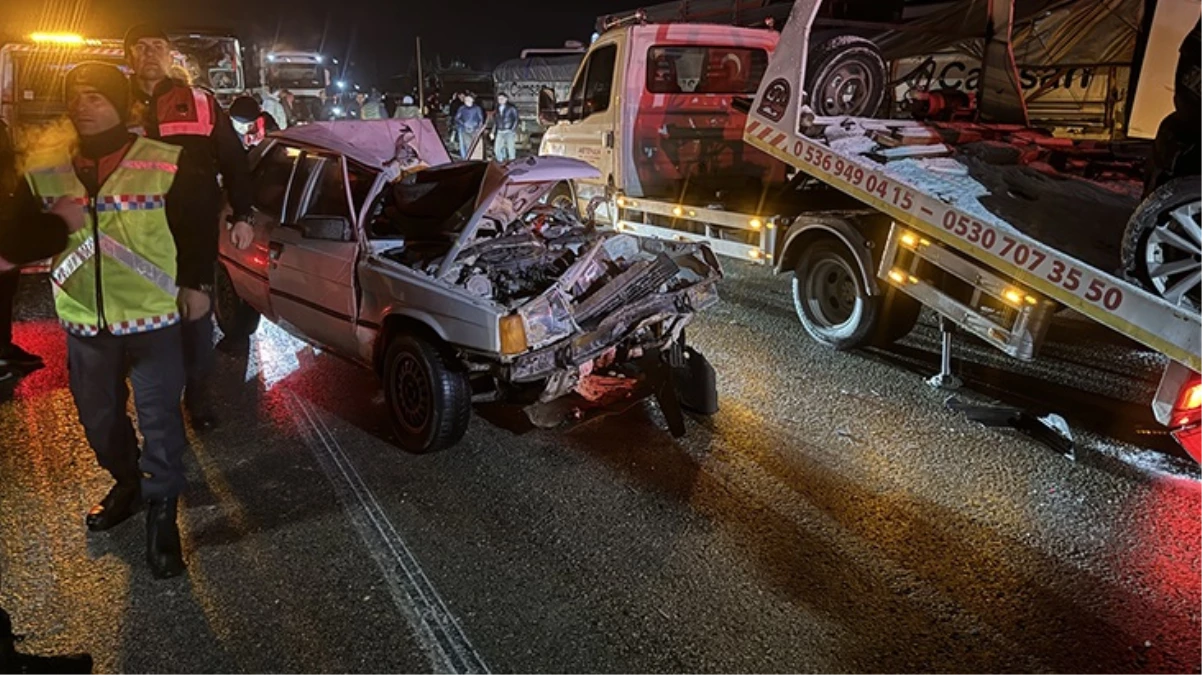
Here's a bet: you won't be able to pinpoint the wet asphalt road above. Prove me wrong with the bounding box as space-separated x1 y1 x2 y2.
1 264 1199 674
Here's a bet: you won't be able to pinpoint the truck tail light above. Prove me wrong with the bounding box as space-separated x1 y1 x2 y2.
1172 379 1201 463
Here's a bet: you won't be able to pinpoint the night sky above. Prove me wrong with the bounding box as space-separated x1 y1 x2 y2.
0 0 628 85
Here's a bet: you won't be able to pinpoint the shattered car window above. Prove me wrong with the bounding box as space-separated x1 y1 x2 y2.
368 162 489 240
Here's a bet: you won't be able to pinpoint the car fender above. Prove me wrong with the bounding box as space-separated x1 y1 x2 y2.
775 216 881 296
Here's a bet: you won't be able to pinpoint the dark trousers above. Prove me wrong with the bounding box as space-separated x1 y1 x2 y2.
67 324 188 501
181 310 215 396
0 270 17 346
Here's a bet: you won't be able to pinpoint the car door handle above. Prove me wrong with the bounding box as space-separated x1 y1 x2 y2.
602 131 614 148
268 241 284 264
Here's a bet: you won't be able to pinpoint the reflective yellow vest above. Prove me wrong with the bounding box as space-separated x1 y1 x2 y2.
26 137 182 336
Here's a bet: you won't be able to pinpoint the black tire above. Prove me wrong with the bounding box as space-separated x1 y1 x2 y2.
793 239 880 350
1121 176 1202 310
804 34 888 118
383 334 471 454
213 263 260 340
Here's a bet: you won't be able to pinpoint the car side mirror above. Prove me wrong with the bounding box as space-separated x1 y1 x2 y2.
537 87 558 125
299 215 352 241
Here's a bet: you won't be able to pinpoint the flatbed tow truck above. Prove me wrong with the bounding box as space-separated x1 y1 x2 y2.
739 0 1201 458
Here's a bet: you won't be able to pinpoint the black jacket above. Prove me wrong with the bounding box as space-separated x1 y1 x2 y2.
1 128 216 288
130 79 253 224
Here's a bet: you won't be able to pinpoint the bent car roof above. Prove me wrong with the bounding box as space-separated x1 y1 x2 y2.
276 119 452 169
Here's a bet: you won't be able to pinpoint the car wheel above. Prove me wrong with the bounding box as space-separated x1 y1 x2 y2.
805 34 888 117
1122 176 1202 311
213 263 260 340
793 238 881 350
383 334 471 453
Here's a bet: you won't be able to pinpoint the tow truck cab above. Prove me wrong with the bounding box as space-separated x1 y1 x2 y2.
538 23 784 222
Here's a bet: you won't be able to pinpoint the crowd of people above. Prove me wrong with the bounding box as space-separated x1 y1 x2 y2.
230 83 527 161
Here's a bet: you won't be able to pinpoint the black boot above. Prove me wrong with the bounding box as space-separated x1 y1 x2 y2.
85 480 141 531
185 386 219 431
146 498 185 579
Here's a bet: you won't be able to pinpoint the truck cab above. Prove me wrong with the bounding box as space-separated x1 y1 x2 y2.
538 24 782 221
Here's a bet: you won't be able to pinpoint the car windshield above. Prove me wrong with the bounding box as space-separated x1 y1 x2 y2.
367 162 490 241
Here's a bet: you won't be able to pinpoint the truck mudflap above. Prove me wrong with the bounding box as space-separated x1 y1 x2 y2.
742 0 1202 373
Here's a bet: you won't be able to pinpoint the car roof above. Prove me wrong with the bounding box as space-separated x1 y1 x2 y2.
276 119 451 170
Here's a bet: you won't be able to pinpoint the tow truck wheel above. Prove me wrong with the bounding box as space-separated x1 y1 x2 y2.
383 334 471 454
805 35 888 118
793 239 881 349
1122 177 1202 311
213 264 260 341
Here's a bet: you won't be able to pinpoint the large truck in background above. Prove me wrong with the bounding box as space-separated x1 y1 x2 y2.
492 43 584 151
257 49 329 99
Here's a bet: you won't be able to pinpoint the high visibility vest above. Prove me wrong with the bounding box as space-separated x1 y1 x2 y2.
27 137 182 337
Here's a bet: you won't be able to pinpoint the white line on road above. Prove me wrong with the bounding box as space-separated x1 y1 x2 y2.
284 391 490 674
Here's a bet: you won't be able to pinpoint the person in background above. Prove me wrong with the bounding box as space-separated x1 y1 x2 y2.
19 62 215 578
382 92 398 119
315 89 337 121
260 85 288 130
393 94 421 119
279 90 297 126
125 22 254 431
346 91 366 120
452 92 484 159
492 92 520 162
361 89 384 120
229 95 280 150
0 119 43 380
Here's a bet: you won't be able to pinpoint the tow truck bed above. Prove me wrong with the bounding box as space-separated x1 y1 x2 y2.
745 113 1200 371
737 0 1200 373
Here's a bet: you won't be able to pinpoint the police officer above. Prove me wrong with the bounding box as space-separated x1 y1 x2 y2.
17 62 213 578
125 23 254 430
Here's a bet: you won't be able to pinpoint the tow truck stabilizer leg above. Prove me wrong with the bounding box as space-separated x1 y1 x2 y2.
928 316 964 390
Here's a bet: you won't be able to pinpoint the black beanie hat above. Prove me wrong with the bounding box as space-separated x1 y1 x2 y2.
229 96 261 123
123 22 170 54
64 62 131 122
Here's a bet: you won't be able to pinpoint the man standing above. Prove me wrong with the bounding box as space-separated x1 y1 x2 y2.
452 92 485 159
0 119 45 380
18 62 213 578
125 23 254 430
361 89 384 120
259 85 288 131
492 92 520 162
393 95 421 120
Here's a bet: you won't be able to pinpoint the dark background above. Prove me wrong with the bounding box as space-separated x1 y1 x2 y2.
0 0 625 86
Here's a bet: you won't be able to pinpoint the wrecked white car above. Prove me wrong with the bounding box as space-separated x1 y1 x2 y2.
216 120 722 452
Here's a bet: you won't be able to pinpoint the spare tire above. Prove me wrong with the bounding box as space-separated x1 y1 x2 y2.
805 34 888 118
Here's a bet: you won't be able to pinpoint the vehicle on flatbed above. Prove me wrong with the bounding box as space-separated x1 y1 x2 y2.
740 0 1201 458
215 119 721 453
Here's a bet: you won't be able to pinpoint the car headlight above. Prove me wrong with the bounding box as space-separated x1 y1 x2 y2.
514 289 576 351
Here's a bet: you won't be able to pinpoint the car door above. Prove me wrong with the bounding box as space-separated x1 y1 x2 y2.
220 140 296 319
268 150 361 358
554 39 621 208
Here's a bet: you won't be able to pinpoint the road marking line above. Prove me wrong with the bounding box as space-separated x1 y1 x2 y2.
284 391 490 674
